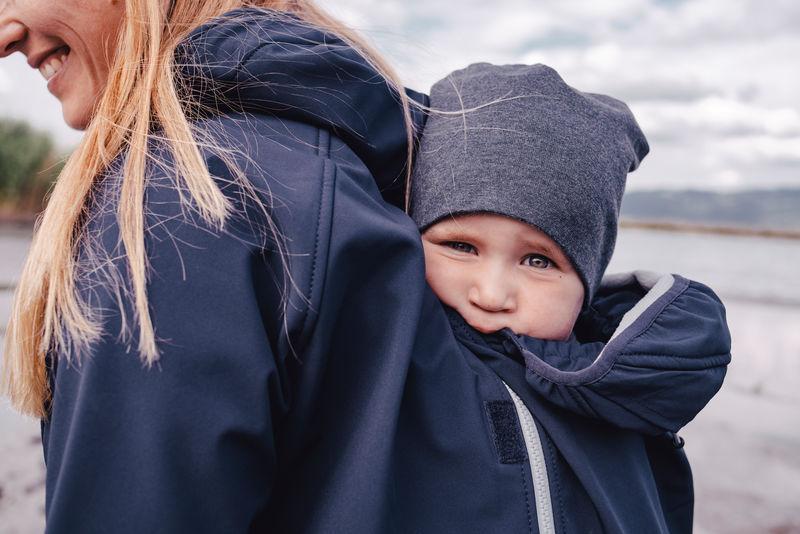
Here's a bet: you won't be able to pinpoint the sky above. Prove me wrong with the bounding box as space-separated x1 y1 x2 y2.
1 0 798 191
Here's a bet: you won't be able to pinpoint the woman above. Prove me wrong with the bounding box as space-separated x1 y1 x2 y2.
0 1 439 531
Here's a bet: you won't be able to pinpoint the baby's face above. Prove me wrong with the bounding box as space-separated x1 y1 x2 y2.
422 213 584 340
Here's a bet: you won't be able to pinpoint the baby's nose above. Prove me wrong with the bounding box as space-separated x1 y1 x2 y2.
0 20 26 58
468 281 516 313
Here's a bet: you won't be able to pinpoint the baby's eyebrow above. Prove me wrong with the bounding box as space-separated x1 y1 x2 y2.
446 232 480 241
428 227 479 242
520 240 560 257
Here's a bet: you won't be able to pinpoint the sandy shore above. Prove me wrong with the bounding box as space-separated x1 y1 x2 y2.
0 403 45 534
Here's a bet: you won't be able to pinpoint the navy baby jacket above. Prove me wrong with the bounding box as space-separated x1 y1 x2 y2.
39 8 731 533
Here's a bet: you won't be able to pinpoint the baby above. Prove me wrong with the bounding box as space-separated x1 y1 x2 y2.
409 63 731 532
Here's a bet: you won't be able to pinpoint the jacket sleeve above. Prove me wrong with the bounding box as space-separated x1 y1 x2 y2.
508 274 732 435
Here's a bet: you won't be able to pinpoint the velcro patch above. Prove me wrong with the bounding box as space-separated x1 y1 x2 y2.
485 400 526 464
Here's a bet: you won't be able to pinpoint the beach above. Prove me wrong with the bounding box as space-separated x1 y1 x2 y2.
0 226 45 534
1 226 799 533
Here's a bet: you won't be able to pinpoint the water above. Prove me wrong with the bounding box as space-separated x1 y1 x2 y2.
610 229 800 404
609 228 800 533
1 227 799 533
610 228 800 308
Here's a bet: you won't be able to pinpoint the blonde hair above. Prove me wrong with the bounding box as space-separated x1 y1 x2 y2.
2 0 415 418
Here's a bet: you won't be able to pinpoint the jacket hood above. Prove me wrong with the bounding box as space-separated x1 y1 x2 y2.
175 8 428 208
452 271 731 435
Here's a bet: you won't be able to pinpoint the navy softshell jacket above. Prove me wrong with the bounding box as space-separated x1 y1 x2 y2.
40 9 731 533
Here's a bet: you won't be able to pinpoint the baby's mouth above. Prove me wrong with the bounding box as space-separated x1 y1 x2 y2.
39 46 71 81
463 315 506 335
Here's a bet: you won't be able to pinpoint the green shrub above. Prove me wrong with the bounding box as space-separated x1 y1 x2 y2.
0 119 62 214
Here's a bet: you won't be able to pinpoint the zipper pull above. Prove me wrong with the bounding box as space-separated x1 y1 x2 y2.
666 432 686 449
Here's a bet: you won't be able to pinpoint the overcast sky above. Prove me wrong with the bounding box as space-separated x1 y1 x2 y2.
1 0 798 191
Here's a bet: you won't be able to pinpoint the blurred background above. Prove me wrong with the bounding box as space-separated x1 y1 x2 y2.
1 0 798 532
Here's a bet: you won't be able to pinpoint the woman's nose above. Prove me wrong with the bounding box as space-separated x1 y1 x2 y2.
468 277 516 313
0 20 26 58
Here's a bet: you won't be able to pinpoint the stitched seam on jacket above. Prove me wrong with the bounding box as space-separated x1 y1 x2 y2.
617 352 730 361
299 169 323 337
546 433 567 534
519 464 535 533
298 133 333 345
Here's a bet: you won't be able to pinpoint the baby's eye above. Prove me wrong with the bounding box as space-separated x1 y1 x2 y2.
443 241 477 254
523 254 552 269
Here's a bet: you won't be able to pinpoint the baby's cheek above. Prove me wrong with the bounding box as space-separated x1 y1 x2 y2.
518 292 578 340
550 303 581 340
425 274 458 310
423 256 456 304
534 316 574 340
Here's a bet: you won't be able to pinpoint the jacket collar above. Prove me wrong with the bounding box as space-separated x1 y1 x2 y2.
443 271 730 434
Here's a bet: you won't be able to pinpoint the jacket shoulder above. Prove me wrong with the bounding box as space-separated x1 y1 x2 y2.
145 111 418 354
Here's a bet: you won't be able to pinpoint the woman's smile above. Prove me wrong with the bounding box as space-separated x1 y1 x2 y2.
0 0 124 129
35 45 70 91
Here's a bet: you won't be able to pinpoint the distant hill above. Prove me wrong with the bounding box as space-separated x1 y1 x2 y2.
620 189 800 231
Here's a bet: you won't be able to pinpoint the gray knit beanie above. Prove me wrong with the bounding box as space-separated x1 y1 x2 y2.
410 63 649 304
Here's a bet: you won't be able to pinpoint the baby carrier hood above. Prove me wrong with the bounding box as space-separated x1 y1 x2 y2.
461 271 731 435
175 8 427 208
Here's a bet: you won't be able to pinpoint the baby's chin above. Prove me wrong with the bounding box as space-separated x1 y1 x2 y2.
463 319 507 336
461 315 520 337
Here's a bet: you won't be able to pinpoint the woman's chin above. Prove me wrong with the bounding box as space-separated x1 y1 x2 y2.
61 103 91 131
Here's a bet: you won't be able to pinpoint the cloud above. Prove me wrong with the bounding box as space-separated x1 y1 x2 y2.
718 136 800 165
0 0 796 189
635 98 800 139
630 0 800 45
607 80 720 103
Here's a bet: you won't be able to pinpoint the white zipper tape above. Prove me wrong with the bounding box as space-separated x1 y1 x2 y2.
503 382 556 534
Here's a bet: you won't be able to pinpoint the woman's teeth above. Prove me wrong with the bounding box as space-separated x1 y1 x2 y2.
40 52 68 81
